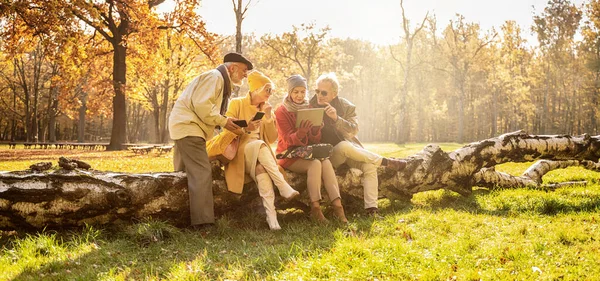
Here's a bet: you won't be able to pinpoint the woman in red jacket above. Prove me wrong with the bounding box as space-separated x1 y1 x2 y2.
275 74 347 223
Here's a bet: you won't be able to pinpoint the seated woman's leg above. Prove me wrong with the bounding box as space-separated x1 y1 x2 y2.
287 159 327 222
321 159 348 223
255 164 281 230
257 145 299 199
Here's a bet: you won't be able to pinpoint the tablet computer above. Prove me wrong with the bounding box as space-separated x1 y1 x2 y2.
296 108 325 128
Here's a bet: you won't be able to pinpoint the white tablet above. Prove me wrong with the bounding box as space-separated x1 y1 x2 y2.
296 108 325 128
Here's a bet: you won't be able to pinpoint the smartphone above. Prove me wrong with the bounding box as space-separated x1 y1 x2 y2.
252 111 265 121
232 120 248 127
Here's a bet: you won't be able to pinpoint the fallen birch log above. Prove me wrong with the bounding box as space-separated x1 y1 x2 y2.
1 131 599 229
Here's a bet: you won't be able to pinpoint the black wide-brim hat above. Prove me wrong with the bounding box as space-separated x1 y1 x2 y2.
223 52 253 70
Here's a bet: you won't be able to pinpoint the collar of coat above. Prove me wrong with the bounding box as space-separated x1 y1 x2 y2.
243 92 265 111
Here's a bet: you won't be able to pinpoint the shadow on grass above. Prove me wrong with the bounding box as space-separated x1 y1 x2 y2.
4 207 350 280
6 185 600 280
402 186 600 217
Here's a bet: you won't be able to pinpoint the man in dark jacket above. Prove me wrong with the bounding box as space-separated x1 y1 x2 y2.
309 72 407 216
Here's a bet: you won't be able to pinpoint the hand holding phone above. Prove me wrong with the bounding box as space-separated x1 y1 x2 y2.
252 111 265 121
232 119 248 127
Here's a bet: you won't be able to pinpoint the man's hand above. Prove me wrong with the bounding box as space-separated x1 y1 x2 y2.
324 102 338 121
247 120 261 131
224 117 241 131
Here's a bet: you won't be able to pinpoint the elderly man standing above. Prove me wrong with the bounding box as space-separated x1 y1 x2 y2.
168 53 252 228
309 72 407 216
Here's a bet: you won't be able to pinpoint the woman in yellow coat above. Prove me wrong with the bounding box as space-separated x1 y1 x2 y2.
207 71 299 230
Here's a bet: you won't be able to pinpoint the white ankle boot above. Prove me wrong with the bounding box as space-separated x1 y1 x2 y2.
256 173 281 230
276 184 300 200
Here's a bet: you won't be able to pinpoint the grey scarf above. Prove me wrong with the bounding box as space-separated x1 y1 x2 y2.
282 95 309 113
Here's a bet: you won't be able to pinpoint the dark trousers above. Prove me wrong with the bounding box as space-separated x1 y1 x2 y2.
174 136 214 225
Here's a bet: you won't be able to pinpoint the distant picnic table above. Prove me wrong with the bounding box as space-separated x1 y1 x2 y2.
129 145 174 155
6 142 173 155
12 142 111 150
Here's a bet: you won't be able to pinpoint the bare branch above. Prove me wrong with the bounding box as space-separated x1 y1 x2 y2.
70 8 112 41
389 45 405 72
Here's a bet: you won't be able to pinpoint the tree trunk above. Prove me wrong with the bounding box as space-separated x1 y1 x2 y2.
160 80 170 143
107 44 128 150
491 87 497 137
11 83 17 142
48 97 58 143
457 83 465 143
398 41 412 144
235 8 243 53
152 98 161 143
2 131 599 229
78 97 87 143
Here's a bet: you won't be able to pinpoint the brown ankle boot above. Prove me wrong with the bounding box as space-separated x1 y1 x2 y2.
332 205 348 223
310 206 328 223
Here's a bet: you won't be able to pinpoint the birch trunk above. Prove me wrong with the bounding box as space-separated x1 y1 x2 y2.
2 131 599 229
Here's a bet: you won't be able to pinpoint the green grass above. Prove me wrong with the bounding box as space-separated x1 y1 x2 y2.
1 143 600 280
0 142 463 173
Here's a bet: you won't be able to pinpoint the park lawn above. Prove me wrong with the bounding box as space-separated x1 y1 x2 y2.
1 143 599 280
0 142 463 173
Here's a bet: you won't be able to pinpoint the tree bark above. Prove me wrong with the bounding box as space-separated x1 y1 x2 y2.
2 131 599 229
160 80 170 143
77 93 87 143
48 96 58 143
107 44 128 150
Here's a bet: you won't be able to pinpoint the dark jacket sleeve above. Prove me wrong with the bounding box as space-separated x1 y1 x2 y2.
334 100 359 139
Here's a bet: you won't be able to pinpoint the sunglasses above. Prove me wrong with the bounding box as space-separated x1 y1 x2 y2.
315 89 328 96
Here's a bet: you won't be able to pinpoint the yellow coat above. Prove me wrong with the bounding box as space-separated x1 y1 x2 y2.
206 93 279 194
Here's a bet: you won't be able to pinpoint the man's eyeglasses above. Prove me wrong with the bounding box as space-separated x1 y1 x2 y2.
315 89 328 96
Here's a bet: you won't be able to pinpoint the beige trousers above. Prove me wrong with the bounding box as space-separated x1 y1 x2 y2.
329 141 383 209
287 158 340 203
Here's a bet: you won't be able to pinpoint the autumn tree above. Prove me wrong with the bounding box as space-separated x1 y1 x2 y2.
488 20 533 136
389 0 429 143
434 15 497 142
4 0 213 149
579 0 600 134
232 0 256 54
129 1 218 143
532 0 582 134
261 23 331 86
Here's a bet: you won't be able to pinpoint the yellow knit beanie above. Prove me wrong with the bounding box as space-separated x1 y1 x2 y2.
248 71 273 93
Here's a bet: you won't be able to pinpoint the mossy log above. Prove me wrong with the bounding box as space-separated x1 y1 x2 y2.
1 131 599 229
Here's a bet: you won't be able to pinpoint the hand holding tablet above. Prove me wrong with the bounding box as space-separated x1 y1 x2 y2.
295 108 325 128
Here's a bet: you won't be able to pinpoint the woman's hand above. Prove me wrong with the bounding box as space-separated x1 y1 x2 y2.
311 122 322 134
262 102 273 119
296 120 313 139
247 120 262 131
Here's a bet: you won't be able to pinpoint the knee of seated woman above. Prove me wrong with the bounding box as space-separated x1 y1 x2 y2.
308 159 322 169
320 159 333 167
